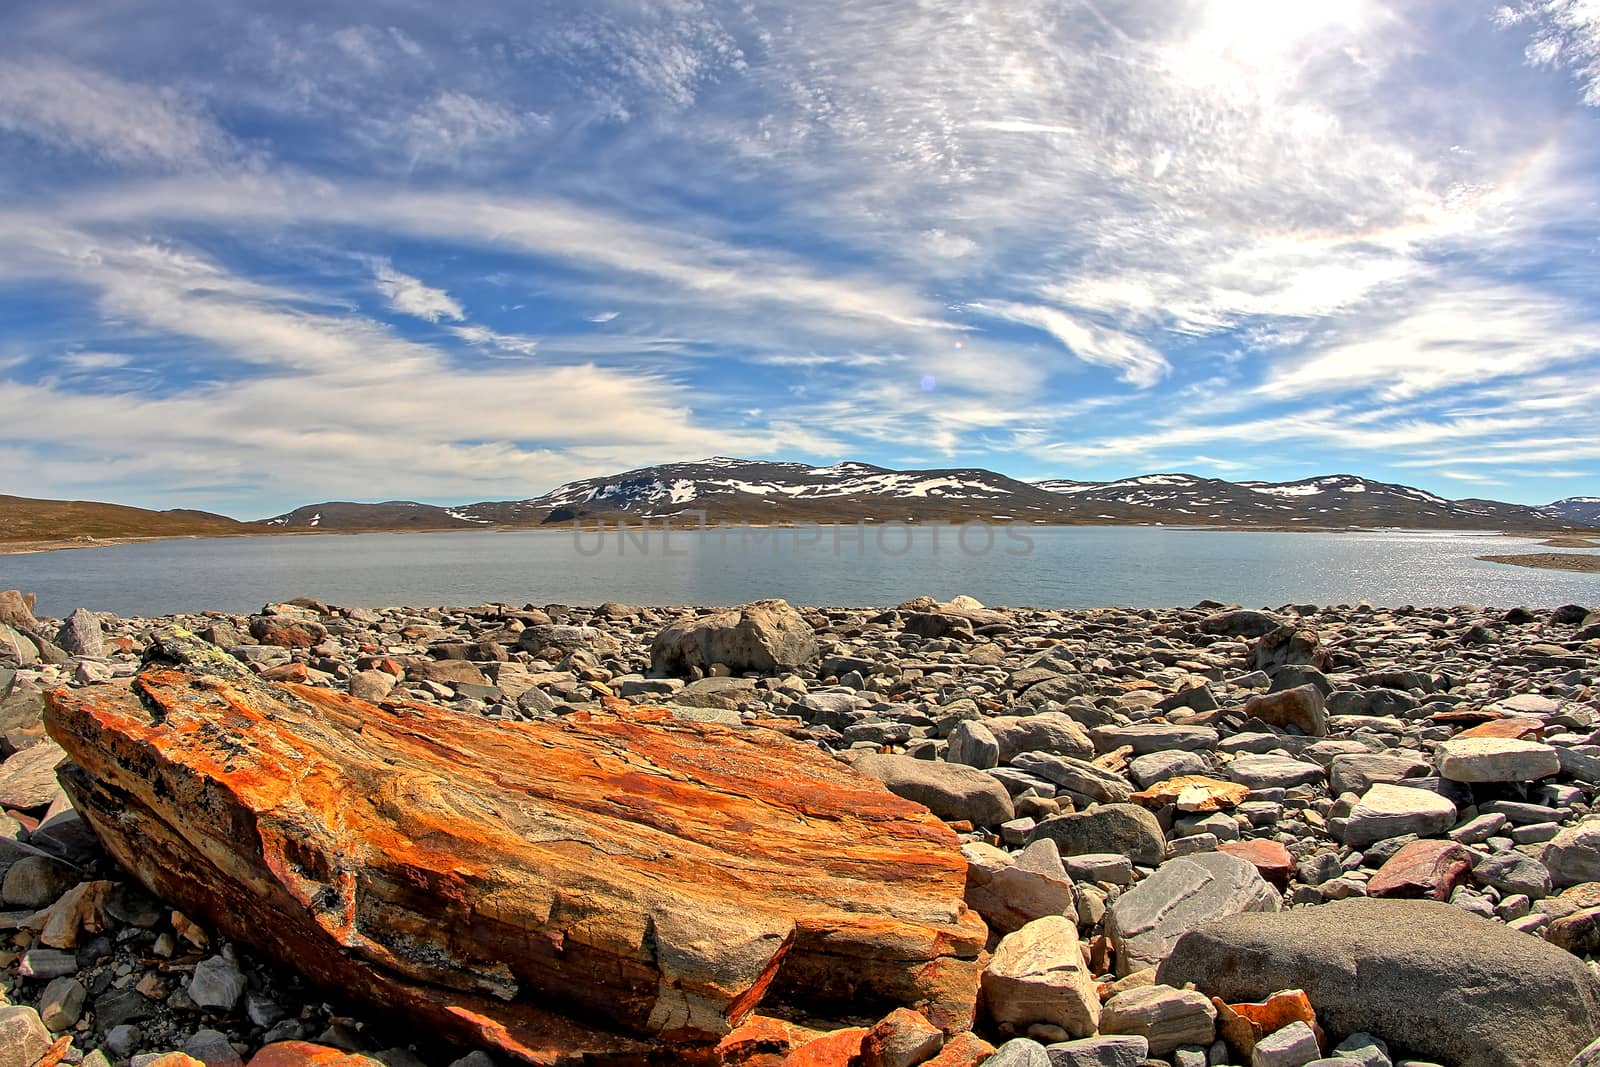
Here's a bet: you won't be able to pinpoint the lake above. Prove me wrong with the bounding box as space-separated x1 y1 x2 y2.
3 525 1598 618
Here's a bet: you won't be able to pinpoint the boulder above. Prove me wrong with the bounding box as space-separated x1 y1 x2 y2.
1039 1036 1147 1067
986 715 1094 762
1098 984 1216 1056
650 600 818 676
1248 627 1329 673
980 916 1100 1038
1342 784 1456 849
1434 738 1560 783
45 628 986 1062
56 608 105 659
516 625 622 656
1367 839 1472 900
0 740 67 810
1009 752 1131 803
1199 610 1282 638
0 623 38 668
1025 804 1165 866
854 754 1014 828
961 840 1074 934
0 591 39 631
1157 898 1600 1067
945 722 999 770
1240 686 1327 737
1105 853 1280 976
1544 821 1600 888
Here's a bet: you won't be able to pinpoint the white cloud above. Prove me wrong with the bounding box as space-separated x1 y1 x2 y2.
397 91 546 166
589 311 621 323
973 302 1170 387
451 324 539 356
371 260 464 323
1499 1 1600 105
0 59 232 167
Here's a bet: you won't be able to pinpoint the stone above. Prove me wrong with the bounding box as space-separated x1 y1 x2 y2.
1435 738 1561 783
1249 627 1328 673
56 608 105 658
1471 851 1551 899
1041 1035 1148 1067
346 671 396 703
1216 840 1295 890
1328 1033 1390 1067
1251 1021 1320 1067
1128 751 1209 790
981 915 1100 1038
945 722 999 770
188 954 247 1011
919 1033 994 1067
1342 785 1456 849
1213 989 1321 1060
1026 804 1165 866
986 715 1094 763
1540 821 1600 888
1106 853 1280 976
1010 752 1132 803
249 615 327 648
1098 984 1217 1056
1131 776 1248 814
184 1028 246 1067
650 600 818 675
1241 686 1328 737
45 628 985 1061
860 1008 943 1067
38 975 86 1030
986 1039 1050 1067
1368 840 1472 900
517 625 622 656
1089 725 1219 755
1157 898 1600 1067
247 1044 387 1067
0 740 67 809
0 1006 52 1067
1327 753 1428 796
0 590 39 631
962 842 1075 934
855 753 1015 827
0 623 38 668
3 855 77 909
1225 755 1325 790
1199 610 1282 638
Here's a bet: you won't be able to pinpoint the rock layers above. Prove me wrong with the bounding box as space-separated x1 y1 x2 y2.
43 628 982 1065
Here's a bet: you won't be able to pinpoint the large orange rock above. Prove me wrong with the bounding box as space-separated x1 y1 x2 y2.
45 629 983 1066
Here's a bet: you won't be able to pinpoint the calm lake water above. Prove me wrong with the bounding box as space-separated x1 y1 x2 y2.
3 525 1598 618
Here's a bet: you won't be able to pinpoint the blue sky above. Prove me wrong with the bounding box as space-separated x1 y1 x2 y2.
1 0 1598 518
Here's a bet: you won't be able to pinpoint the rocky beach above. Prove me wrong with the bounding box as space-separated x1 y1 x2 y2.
1 589 1599 1067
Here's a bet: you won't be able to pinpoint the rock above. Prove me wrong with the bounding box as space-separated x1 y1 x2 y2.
1098 984 1217 1056
1026 804 1165 866
46 628 985 1061
347 671 396 703
962 841 1075 934
1131 776 1248 814
1342 785 1456 849
1157 898 1600 1067
1199 610 1282 638
860 1008 943 1067
855 753 1014 828
1128 751 1209 789
0 1006 52 1067
981 915 1100 1038
1106 853 1281 975
650 600 818 675
0 623 38 668
946 721 999 770
1249 627 1328 673
248 615 328 649
189 955 247 1011
1216 840 1295 890
0 590 39 631
1367 840 1472 901
1545 822 1600 888
920 1033 994 1067
247 1044 386 1067
1225 755 1325 791
1250 1020 1320 1067
3 855 77 908
1435 737 1561 783
1327 753 1428 796
184 1028 246 1067
1009 752 1131 803
38 975 86 1030
1040 1035 1148 1067
1241 686 1327 737
986 1039 1050 1067
1472 850 1551 898
517 625 622 656
1213 989 1321 1061
986 715 1094 763
56 608 105 658
0 739 65 809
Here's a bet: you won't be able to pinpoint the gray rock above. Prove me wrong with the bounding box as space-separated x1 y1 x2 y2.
56 608 104 658
0 667 13 701
517 624 622 656
105 1024 142 1057
962 841 1075 933
1010 752 1132 803
1106 853 1281 975
1199 610 1282 637
1544 821 1600 888
1327 689 1420 718
947 721 1000 769
982 915 1101 1038
1157 898 1600 1067
988 714 1095 762
188 954 247 1011
1225 754 1325 790
988 1039 1051 1067
1043 1035 1149 1067
0 1006 52 1067
38 975 87 1030
18 948 77 980
1027 804 1166 866
649 600 817 675
853 752 1014 826
1472 851 1551 899
1329 752 1429 796
1252 1020 1321 1067
348 670 397 702
0 623 38 668
1331 1032 1392 1067
1129 750 1209 789
1098 984 1217 1056
1343 784 1456 849
3 855 78 909
0 740 66 809
1435 738 1560 783
183 1027 245 1067
1089 725 1220 755
1242 685 1328 736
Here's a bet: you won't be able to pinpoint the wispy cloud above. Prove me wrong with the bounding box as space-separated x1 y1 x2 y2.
372 260 464 323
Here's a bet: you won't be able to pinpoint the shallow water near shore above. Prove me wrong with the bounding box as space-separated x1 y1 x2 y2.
5 525 1599 618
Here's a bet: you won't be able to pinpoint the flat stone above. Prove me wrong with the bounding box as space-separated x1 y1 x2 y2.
1128 751 1209 789
1042 1035 1148 1067
1026 804 1165 866
987 1039 1050 1067
0 741 67 809
1251 1020 1320 1067
981 915 1100 1038
1099 984 1216 1056
1327 752 1429 796
1343 784 1456 849
856 753 1015 827
1088 725 1219 755
1158 898 1600 1067
1542 821 1600 888
1132 776 1248 813
1217 840 1295 890
1106 853 1281 976
1435 738 1560 783
986 715 1094 762
1368 839 1472 901
1472 851 1551 899
1225 754 1325 790
1010 752 1132 803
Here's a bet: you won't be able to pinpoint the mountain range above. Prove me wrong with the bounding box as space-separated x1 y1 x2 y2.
4 460 1596 547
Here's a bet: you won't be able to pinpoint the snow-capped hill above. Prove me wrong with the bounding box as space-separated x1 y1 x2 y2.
257 501 483 530
1541 497 1600 525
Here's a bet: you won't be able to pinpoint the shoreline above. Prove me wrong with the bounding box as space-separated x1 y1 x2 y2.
1479 552 1600 574
5 519 1594 558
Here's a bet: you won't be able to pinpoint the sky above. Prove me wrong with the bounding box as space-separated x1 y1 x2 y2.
1 0 1598 518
